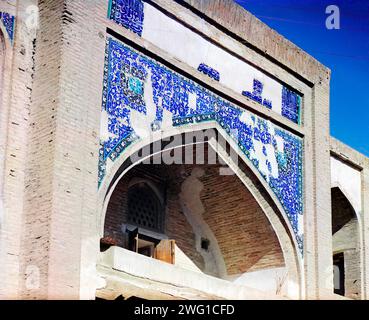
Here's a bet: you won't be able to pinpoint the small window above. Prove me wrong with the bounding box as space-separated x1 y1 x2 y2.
201 238 210 251
127 182 163 232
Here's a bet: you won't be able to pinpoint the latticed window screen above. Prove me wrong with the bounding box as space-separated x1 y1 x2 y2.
127 183 163 232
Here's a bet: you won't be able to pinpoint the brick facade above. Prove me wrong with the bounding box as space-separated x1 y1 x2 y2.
0 0 367 300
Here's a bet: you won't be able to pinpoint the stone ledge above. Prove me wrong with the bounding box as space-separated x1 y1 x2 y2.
97 246 286 300
330 137 369 169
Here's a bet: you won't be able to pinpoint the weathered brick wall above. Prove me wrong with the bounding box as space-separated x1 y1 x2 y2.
363 168 369 299
345 248 361 299
0 0 107 299
19 0 65 299
104 159 284 277
198 165 284 274
104 171 130 247
332 218 361 299
0 0 39 299
0 32 4 92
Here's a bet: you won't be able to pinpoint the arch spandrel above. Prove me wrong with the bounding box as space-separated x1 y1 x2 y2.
98 36 304 255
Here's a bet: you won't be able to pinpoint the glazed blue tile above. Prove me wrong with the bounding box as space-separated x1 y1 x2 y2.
109 0 144 36
197 63 220 81
0 12 15 42
99 37 304 253
107 1 301 125
282 86 301 124
242 79 273 110
263 99 272 109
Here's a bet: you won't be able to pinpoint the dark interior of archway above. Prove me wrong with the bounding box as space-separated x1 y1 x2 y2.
103 143 286 278
331 187 356 235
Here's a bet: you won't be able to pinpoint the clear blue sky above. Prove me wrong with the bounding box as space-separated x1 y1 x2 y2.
235 0 369 157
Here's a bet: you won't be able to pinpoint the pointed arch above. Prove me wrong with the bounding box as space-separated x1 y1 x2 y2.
98 125 302 298
331 185 363 299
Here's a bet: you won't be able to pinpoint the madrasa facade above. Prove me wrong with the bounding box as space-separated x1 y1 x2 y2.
0 0 368 300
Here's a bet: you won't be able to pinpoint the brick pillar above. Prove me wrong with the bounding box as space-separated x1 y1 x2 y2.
304 77 333 299
16 0 105 299
0 0 39 299
362 168 369 299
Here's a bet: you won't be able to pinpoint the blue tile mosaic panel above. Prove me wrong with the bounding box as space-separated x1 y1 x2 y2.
108 0 144 36
99 37 304 253
242 79 301 123
197 63 220 81
0 12 15 42
107 0 302 125
242 79 273 110
282 86 301 124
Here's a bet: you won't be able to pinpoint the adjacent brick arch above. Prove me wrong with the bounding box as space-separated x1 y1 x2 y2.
331 186 362 299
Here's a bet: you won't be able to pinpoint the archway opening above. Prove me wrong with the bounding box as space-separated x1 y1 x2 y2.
100 143 294 298
331 187 361 299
